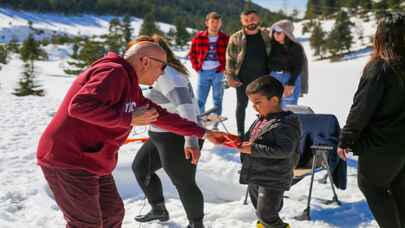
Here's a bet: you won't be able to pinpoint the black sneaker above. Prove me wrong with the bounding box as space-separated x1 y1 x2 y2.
134 203 169 223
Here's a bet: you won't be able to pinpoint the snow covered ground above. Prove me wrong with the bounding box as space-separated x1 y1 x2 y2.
0 8 379 228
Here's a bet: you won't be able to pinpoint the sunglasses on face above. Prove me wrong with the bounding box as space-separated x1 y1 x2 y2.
146 56 167 71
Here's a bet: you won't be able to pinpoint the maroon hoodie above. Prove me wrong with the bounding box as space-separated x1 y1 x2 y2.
37 52 206 175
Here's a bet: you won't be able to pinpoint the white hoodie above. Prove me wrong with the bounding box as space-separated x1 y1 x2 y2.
146 66 200 149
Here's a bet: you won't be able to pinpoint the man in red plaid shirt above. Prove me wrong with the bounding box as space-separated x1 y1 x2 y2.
189 12 229 129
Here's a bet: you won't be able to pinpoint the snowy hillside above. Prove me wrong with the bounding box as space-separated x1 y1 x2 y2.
0 7 175 43
0 7 378 228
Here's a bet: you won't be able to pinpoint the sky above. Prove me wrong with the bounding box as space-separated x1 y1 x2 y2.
252 0 308 15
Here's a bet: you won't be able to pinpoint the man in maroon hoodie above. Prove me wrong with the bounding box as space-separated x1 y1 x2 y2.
37 42 225 228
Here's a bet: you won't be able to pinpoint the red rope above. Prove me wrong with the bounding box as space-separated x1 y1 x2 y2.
123 137 149 145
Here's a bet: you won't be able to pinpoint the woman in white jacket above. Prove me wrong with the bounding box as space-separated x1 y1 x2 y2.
131 35 205 228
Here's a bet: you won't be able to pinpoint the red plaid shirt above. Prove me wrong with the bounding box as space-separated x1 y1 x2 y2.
189 30 229 72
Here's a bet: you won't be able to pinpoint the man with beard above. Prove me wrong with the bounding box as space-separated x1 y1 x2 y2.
225 10 272 137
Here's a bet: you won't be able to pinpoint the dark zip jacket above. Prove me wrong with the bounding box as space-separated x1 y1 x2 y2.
268 40 304 86
240 111 301 191
339 59 405 155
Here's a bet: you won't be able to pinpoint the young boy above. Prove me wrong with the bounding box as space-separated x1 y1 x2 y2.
238 76 301 228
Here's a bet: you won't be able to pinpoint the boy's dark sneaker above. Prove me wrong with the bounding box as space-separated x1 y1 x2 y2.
134 203 169 223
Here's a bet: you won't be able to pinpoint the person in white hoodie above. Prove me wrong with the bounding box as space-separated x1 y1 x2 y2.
131 35 205 228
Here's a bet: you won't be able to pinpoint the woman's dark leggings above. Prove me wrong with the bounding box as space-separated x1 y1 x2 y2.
357 150 405 228
132 131 204 222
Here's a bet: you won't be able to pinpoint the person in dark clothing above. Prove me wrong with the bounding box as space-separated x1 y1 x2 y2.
338 13 405 228
237 76 301 228
130 36 205 228
133 133 204 226
268 20 308 109
225 9 272 136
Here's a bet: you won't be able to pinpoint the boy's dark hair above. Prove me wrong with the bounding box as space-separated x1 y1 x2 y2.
241 9 258 17
246 75 284 100
206 12 221 21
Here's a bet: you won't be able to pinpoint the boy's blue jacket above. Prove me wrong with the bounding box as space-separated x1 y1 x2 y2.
240 111 301 190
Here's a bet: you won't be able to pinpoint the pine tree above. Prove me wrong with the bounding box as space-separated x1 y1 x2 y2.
14 34 45 96
302 20 315 35
0 45 8 73
104 17 125 53
358 0 372 20
326 10 354 59
388 0 402 9
359 0 373 10
175 17 190 47
373 0 389 18
306 0 322 18
139 7 161 36
340 0 360 13
326 29 341 60
64 39 106 75
19 33 47 63
0 45 9 67
28 20 33 30
310 21 327 58
13 62 44 96
7 37 19 53
336 10 354 52
122 15 133 45
321 0 338 17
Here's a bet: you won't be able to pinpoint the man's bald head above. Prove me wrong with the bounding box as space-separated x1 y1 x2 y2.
124 41 167 85
124 41 166 63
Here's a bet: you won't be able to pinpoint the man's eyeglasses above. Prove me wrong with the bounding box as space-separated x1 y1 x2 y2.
147 56 167 72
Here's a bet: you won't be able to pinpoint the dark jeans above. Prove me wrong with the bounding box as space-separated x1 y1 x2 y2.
132 131 204 222
41 166 124 228
236 74 267 136
236 83 249 136
248 184 286 228
358 150 405 228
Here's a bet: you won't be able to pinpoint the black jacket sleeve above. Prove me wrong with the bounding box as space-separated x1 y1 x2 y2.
338 64 385 149
251 124 299 159
287 44 304 86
